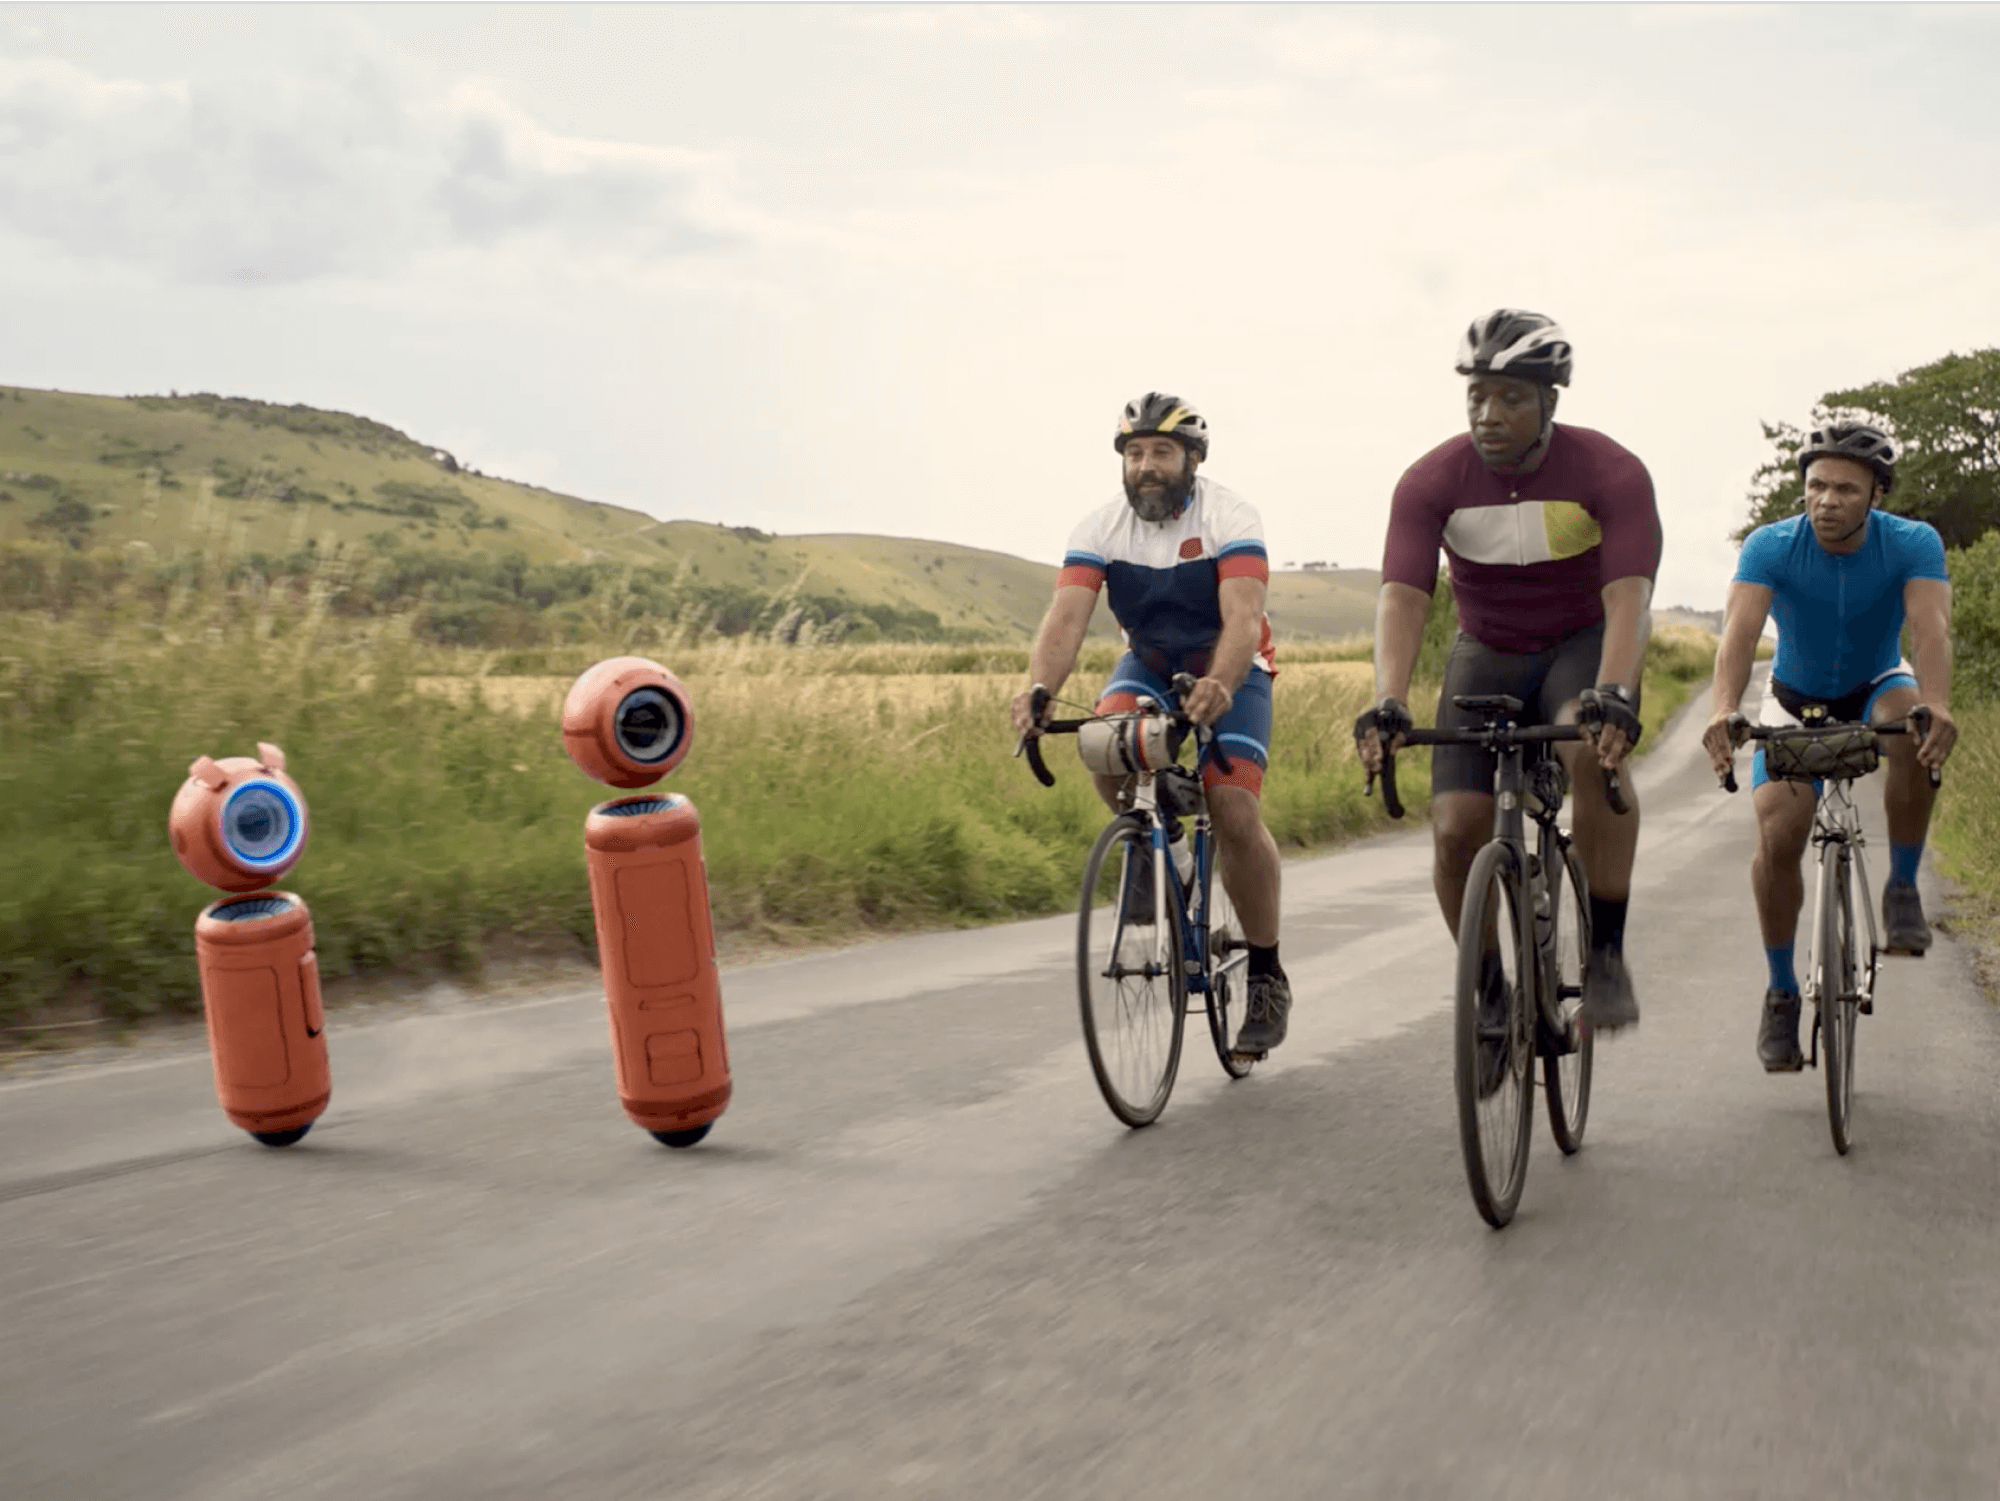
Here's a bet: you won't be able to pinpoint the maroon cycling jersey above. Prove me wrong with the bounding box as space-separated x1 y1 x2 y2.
1381 423 1661 654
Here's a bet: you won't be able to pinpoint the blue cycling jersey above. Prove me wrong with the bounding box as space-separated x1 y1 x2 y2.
1734 511 1949 698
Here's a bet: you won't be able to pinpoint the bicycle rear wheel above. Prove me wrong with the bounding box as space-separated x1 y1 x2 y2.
1542 843 1594 1154
1203 879 1255 1079
1821 842 1860 1155
1078 814 1186 1127
1455 841 1535 1227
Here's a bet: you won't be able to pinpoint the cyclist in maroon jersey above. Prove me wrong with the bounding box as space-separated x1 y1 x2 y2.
1355 309 1662 1033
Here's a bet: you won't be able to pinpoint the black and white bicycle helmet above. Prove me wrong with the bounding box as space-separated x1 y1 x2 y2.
1114 392 1210 459
1454 309 1573 387
1797 422 1897 495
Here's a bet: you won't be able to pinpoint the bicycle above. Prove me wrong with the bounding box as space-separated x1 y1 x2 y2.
1717 705 1936 1155
1361 693 1632 1228
1016 675 1254 1128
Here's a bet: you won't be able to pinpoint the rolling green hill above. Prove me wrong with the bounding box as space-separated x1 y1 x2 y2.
0 383 1379 642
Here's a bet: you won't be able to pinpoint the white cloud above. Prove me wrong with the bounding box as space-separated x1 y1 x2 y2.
1265 14 1445 93
0 53 756 286
1625 4 1771 31
844 6 1058 42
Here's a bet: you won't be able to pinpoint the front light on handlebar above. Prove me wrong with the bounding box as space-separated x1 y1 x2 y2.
1077 712 1184 777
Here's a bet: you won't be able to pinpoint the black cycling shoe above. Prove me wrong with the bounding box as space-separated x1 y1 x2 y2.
1578 946 1639 1032
1758 988 1805 1072
1475 950 1509 1099
1882 880 1931 956
1233 970 1292 1057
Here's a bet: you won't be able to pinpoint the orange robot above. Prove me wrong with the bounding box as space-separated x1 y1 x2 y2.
168 743 329 1147
562 657 731 1147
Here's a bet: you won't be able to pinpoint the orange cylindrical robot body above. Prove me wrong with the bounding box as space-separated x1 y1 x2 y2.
583 793 732 1138
192 892 332 1141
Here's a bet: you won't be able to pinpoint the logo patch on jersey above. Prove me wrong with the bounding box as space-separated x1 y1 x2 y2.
1179 538 1203 560
1442 499 1602 566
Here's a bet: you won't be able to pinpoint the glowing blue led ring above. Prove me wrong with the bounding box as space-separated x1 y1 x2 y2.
219 777 305 871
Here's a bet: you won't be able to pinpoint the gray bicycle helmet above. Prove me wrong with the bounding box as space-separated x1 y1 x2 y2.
1797 422 1897 495
1114 392 1210 460
1455 309 1573 387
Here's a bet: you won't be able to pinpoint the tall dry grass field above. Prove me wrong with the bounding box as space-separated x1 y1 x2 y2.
0 586 1390 1032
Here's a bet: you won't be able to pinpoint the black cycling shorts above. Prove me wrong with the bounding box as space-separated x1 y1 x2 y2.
1430 620 1630 798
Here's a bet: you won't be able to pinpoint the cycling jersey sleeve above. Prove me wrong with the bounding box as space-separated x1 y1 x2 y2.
1057 511 1108 593
1593 448 1662 583
1733 522 1784 589
1896 517 1951 583
1209 490 1270 584
1380 450 1451 594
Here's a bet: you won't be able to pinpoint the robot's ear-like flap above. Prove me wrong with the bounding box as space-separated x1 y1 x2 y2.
256 742 287 773
189 755 228 790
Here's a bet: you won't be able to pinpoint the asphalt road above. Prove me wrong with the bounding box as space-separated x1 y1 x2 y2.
6 679 1998 1501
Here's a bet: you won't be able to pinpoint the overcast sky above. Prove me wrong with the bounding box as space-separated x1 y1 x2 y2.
5 3 1999 609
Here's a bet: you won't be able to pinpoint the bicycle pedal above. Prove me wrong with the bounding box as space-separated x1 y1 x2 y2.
1881 945 1925 959
1229 1048 1267 1063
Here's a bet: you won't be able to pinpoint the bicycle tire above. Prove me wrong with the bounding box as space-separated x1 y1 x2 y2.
1203 879 1255 1079
1455 841 1535 1227
1823 842 1859 1155
1542 842 1594 1155
1078 814 1187 1127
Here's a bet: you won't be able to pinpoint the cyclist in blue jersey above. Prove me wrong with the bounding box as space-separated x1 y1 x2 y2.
1701 424 1957 1071
1011 393 1292 1055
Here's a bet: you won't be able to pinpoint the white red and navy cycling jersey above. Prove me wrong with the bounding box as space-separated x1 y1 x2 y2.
1057 476 1275 678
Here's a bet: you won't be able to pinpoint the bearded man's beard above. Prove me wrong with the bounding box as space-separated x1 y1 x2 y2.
1123 466 1195 523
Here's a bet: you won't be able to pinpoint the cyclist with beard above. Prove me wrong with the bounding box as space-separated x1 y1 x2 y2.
1699 423 1956 1071
1356 310 1662 1034
1011 393 1291 1056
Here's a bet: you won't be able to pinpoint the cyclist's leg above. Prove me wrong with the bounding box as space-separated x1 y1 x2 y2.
1544 621 1639 909
1090 651 1174 815
1202 670 1276 944
1201 674 1289 1054
1541 622 1644 1026
1430 632 1507 937
1865 670 1932 951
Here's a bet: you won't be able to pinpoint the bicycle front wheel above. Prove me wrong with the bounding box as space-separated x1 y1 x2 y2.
1078 814 1186 1127
1455 841 1535 1227
1822 842 1860 1155
1543 842 1594 1155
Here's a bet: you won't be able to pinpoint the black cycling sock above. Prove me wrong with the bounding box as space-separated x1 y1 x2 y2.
1249 942 1280 979
1589 894 1628 952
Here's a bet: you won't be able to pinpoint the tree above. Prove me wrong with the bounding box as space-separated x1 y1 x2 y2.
1737 348 2000 547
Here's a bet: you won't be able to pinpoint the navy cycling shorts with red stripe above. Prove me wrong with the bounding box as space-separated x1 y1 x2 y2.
1093 652 1271 798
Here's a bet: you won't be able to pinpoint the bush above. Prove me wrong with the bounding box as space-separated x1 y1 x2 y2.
1949 533 2000 704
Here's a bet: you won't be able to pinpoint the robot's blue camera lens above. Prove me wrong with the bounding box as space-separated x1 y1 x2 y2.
222 782 301 867
615 687 683 764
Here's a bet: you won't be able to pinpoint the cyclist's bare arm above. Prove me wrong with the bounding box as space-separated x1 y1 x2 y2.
1582 574 1653 768
1360 582 1430 772
1702 580 1772 776
1184 576 1264 725
1596 575 1653 691
1904 576 1956 766
1014 584 1098 734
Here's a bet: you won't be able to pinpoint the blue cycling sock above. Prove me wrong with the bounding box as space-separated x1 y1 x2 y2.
1889 843 1923 887
1766 945 1798 995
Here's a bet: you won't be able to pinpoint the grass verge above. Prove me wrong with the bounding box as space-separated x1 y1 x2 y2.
0 592 1716 1038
